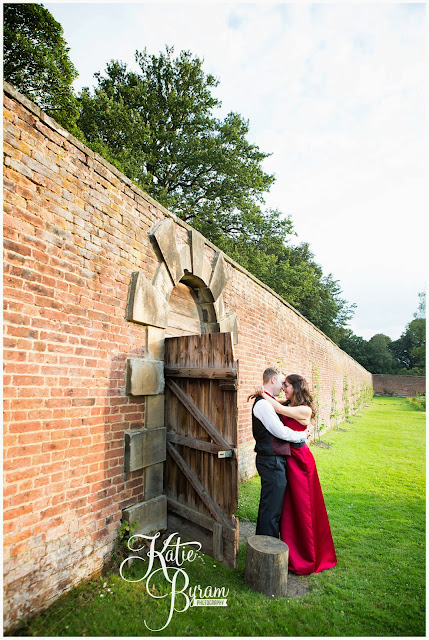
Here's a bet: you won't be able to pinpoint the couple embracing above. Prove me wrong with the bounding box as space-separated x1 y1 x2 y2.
250 367 337 575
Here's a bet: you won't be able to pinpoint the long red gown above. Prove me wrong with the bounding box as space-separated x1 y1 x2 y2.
280 415 337 575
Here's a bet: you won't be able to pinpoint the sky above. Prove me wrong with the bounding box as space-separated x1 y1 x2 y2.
45 1 427 341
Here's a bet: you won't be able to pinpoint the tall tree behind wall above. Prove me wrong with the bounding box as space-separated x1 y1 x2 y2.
339 291 426 375
77 48 276 242
389 318 426 375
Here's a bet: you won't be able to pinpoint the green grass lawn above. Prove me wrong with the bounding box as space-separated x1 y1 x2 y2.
11 397 425 637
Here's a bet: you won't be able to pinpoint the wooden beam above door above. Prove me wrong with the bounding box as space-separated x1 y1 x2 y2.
165 366 237 379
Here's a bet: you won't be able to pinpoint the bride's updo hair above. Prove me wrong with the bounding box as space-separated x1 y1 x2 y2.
286 374 317 421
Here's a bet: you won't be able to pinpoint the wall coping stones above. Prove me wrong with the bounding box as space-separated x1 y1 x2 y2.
372 374 426 381
4 81 41 118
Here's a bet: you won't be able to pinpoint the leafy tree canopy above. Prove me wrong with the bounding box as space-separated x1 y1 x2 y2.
78 48 274 240
366 334 398 374
3 3 81 132
220 231 356 342
338 329 371 370
389 318 426 376
340 291 426 375
413 290 426 319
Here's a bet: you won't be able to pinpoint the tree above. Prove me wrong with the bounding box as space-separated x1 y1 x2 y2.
338 330 371 369
366 334 398 374
389 318 426 375
3 3 81 132
78 48 275 242
218 229 355 342
340 290 427 374
413 290 426 319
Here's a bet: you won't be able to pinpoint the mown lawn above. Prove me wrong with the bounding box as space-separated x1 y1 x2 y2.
10 397 425 637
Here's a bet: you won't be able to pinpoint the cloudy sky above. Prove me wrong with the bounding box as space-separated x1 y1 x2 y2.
46 1 427 340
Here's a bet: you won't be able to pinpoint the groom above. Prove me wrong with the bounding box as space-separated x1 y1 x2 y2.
252 366 307 538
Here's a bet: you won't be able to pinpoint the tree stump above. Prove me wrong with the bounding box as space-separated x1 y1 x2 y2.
244 535 289 597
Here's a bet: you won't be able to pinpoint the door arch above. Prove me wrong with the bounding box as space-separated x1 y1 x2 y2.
166 282 202 338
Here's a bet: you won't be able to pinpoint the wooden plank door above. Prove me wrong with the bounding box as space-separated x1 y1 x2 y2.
164 332 239 569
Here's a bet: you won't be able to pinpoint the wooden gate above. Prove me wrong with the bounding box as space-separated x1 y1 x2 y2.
164 332 239 569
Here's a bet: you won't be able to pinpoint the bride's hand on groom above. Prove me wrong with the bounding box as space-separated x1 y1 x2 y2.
246 386 265 401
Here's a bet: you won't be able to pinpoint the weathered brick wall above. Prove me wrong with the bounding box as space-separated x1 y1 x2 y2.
3 84 372 630
372 374 425 397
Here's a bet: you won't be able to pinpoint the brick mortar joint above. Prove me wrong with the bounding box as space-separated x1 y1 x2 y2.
4 81 368 374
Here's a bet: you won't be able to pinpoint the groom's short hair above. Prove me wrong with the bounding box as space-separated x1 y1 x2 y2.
263 366 281 384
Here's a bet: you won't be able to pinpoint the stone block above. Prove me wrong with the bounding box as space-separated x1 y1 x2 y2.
190 229 205 280
214 295 226 321
209 252 230 301
152 262 174 300
219 313 239 345
143 463 164 500
180 243 192 273
126 359 164 396
145 394 165 428
124 427 166 472
126 272 168 328
202 257 212 286
147 326 165 361
122 495 167 537
151 219 184 284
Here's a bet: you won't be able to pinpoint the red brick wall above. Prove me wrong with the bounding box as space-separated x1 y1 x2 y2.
3 87 164 629
3 85 372 630
372 374 425 397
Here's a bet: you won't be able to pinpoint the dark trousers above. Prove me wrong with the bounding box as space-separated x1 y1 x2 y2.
255 454 287 538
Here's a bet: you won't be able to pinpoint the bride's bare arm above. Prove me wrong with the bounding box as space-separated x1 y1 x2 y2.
252 385 287 404
260 390 311 425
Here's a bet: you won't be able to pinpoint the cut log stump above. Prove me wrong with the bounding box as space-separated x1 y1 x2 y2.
244 535 289 597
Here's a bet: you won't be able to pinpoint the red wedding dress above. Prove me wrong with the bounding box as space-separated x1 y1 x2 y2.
280 415 337 575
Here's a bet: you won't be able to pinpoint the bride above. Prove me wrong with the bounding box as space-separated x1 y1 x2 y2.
257 373 337 575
